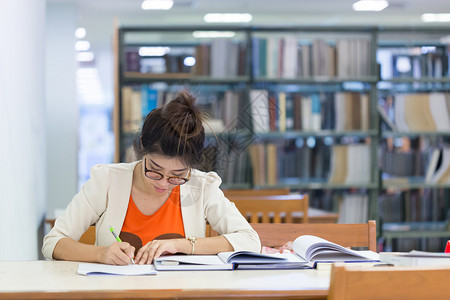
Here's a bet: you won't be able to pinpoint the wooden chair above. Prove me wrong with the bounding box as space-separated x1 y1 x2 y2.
250 220 377 251
227 194 309 223
222 188 290 198
328 264 450 300
46 219 96 245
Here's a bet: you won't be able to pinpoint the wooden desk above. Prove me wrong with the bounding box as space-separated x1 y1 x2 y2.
293 208 339 224
0 260 329 299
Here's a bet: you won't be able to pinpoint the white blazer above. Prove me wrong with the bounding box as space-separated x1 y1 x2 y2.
42 161 261 259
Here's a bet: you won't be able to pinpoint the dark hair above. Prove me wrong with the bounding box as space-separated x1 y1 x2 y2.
136 90 205 167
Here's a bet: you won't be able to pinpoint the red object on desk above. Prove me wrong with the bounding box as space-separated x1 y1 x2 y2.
445 240 450 253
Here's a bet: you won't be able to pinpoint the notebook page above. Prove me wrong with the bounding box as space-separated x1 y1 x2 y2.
78 263 157 276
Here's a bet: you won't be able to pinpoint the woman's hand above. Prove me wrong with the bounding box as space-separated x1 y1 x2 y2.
100 241 135 265
135 239 189 265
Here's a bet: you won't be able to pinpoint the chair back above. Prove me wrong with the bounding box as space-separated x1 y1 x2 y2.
328 264 450 300
223 188 290 198
228 194 309 223
250 220 377 251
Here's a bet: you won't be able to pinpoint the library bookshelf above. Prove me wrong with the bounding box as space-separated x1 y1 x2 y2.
113 25 450 251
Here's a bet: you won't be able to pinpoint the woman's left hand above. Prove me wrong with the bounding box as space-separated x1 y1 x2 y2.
134 239 187 265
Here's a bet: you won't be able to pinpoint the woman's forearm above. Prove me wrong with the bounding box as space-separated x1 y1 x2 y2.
52 238 105 263
182 236 234 255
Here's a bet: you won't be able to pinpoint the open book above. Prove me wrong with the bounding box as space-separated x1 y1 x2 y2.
292 235 379 267
154 251 304 271
154 235 379 271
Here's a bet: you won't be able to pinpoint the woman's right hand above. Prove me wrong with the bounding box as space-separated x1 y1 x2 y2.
100 242 135 265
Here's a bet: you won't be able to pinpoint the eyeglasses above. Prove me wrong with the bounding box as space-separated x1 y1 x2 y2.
143 158 191 185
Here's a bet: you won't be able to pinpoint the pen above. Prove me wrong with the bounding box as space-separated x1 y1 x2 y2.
109 226 135 265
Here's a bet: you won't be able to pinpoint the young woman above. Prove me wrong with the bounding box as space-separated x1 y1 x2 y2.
42 91 260 265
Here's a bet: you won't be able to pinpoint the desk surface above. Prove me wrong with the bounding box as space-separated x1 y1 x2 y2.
0 260 330 299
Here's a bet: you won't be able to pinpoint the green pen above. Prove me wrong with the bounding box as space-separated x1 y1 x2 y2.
109 226 135 265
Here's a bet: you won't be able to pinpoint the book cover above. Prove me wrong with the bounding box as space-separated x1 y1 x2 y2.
282 36 298 78
404 93 436 131
425 148 441 183
429 92 450 131
249 89 270 133
266 143 278 186
141 86 158 117
394 94 409 131
293 93 303 130
431 147 450 184
380 251 450 267
328 145 348 184
301 96 312 131
285 93 294 131
278 92 286 132
300 43 311 78
310 94 321 131
258 38 267 77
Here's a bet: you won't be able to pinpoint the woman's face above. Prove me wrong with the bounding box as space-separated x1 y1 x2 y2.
141 153 189 195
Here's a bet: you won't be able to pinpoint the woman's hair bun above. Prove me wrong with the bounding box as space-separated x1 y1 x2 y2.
162 90 204 139
137 89 206 167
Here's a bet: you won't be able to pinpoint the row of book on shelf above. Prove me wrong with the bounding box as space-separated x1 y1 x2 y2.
249 89 370 133
252 36 372 79
378 92 450 132
125 36 373 79
247 141 371 187
380 189 449 225
381 146 450 185
377 47 449 80
121 86 372 134
125 39 450 81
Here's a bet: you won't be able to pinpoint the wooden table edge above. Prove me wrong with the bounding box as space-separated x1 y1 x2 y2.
0 289 328 299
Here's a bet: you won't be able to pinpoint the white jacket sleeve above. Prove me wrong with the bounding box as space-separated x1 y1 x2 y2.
41 164 110 259
202 172 261 252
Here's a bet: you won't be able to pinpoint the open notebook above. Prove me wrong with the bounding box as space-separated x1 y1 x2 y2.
78 263 157 276
154 235 379 270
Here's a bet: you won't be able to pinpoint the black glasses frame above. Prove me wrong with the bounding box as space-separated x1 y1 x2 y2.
143 158 191 185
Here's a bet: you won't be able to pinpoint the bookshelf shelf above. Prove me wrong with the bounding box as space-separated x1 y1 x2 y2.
253 76 379 84
379 78 450 84
382 181 450 190
254 130 378 139
123 72 251 84
382 131 450 138
114 25 450 252
254 182 378 190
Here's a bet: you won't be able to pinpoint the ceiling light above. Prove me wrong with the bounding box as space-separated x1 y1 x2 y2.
75 27 86 39
75 40 91 51
141 0 173 10
138 47 171 56
76 52 94 62
183 56 196 67
204 13 253 23
193 31 236 38
422 13 450 22
353 0 389 11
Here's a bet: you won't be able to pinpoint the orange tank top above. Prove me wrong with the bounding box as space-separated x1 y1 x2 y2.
119 185 185 253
